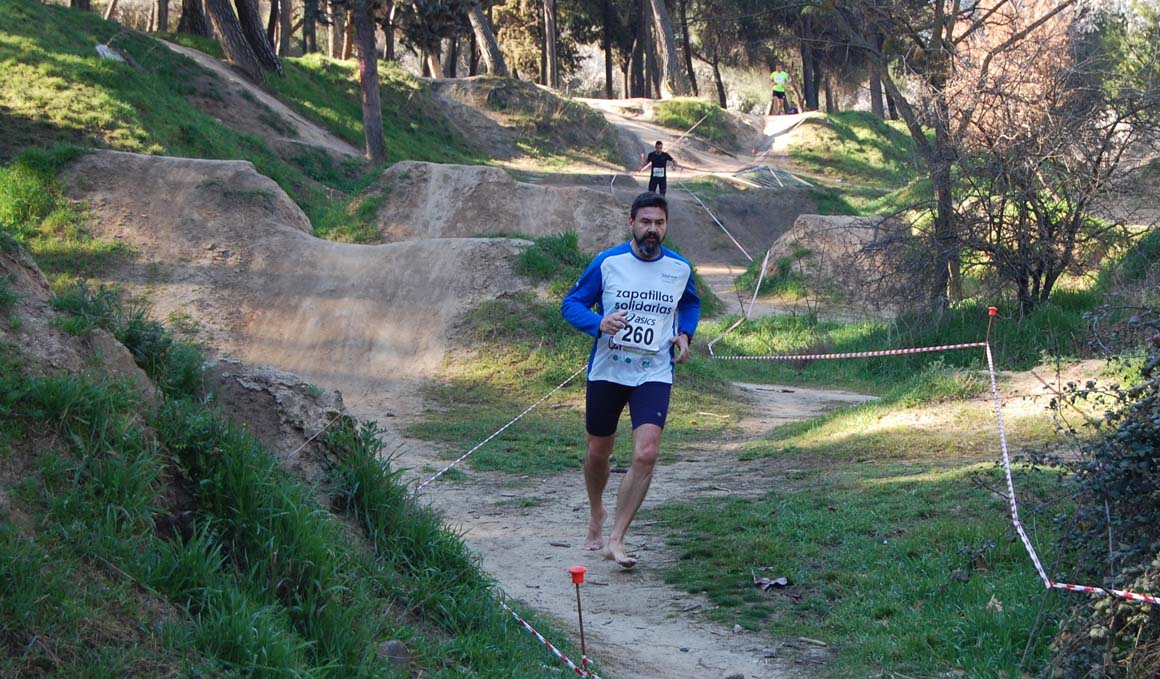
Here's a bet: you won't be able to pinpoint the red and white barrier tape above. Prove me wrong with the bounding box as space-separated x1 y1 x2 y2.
982 344 1160 605
712 337 1158 605
709 341 988 360
498 596 603 679
413 365 587 494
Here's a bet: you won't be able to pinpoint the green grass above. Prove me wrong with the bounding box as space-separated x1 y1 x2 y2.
0 0 353 222
789 112 921 190
650 463 1065 678
652 98 733 145
266 53 483 165
706 294 1098 395
0 146 130 285
0 0 484 245
0 284 596 678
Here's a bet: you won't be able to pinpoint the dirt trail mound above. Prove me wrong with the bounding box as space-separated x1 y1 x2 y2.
60 150 530 425
373 160 626 250
431 77 634 164
0 246 153 396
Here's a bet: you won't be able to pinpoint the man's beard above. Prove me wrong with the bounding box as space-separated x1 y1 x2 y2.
635 231 662 258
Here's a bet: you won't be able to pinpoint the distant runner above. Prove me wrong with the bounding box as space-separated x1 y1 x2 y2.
561 191 700 569
637 141 680 196
769 63 791 115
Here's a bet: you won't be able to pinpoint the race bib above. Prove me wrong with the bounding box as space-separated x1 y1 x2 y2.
652 166 665 178
612 312 667 354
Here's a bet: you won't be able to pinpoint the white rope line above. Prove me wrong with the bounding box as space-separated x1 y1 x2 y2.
705 248 771 355
670 112 711 149
677 175 753 262
412 365 587 494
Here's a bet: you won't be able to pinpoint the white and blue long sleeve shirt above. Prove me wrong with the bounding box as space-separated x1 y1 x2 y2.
561 242 700 386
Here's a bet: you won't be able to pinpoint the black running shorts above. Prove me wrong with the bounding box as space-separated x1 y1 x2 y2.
585 380 672 436
648 176 667 195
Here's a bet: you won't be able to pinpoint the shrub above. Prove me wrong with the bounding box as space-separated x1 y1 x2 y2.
1047 312 1160 678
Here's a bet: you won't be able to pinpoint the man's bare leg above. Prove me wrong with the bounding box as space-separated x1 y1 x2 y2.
603 424 661 567
584 434 615 550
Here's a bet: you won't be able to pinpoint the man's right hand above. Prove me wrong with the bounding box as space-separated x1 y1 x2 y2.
599 311 628 335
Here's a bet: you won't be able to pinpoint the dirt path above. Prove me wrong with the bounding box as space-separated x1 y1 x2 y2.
415 383 874 679
162 41 363 160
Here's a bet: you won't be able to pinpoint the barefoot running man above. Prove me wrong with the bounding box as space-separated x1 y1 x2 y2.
637 141 680 195
561 191 700 568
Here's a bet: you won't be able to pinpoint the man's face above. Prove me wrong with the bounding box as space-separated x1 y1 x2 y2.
655 143 663 152
630 206 667 258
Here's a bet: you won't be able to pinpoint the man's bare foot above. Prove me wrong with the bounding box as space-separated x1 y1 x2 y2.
584 507 606 551
602 542 638 569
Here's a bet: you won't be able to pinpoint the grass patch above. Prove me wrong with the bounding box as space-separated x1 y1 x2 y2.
652 98 733 145
707 295 1097 395
0 147 130 284
267 54 483 165
789 112 921 190
651 462 1065 678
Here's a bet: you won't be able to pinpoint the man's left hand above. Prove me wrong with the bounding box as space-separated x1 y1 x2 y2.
673 333 690 364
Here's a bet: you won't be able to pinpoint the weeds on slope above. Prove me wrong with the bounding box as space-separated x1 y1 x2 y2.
1 281 590 678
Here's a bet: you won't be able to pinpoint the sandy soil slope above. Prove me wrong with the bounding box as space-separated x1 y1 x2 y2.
61 150 529 430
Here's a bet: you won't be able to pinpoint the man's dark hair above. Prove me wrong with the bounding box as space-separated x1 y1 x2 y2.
655 140 663 147
630 192 668 220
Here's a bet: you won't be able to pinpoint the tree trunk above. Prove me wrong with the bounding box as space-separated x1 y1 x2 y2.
278 0 291 55
677 0 697 96
301 0 316 52
328 2 344 58
379 1 396 61
235 0 283 73
426 46 444 78
445 33 458 77
103 0 120 21
544 0 559 87
178 0 212 36
157 0 169 31
352 0 386 162
342 12 354 59
824 74 835 112
799 37 815 110
71 0 92 12
711 52 726 108
629 34 645 97
647 0 690 97
869 32 884 118
468 29 479 74
601 0 613 97
467 0 507 76
885 86 898 120
266 0 278 45
205 0 267 83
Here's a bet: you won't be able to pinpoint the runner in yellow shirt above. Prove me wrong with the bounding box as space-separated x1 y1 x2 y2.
769 64 790 115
